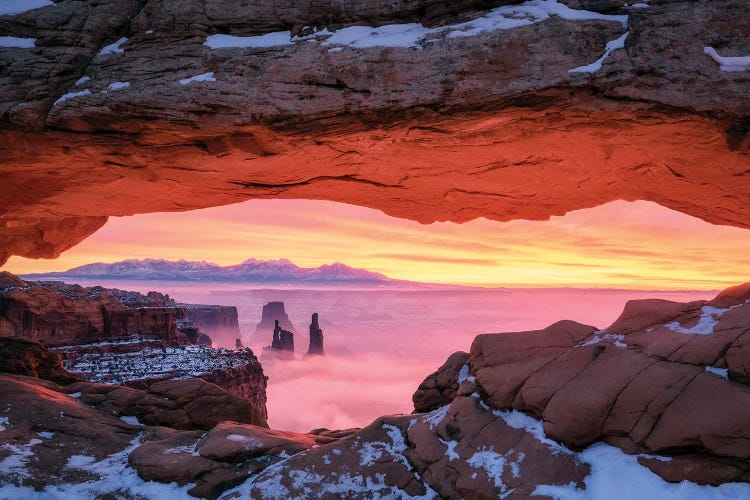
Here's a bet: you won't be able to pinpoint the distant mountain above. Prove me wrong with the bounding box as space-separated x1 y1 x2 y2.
22 258 396 284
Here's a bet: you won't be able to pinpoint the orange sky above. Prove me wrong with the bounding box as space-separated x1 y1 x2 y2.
4 199 750 289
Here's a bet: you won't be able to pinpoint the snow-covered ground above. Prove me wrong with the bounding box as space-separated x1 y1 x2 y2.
55 343 255 384
664 303 743 335
0 435 193 500
205 0 627 51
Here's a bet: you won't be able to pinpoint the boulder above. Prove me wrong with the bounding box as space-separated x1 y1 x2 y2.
63 377 267 430
424 285 750 485
0 336 81 385
413 350 469 412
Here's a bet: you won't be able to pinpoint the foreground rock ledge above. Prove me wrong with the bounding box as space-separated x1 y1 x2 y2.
1 0 749 264
2 282 750 498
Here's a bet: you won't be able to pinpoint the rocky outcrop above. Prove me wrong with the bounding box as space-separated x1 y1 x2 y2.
0 277 183 346
180 304 241 349
56 343 268 422
191 362 268 423
0 275 240 350
418 288 750 486
0 372 272 497
279 328 294 353
0 1 749 264
0 336 81 385
254 302 296 338
63 377 267 430
270 319 282 350
307 312 325 355
413 350 469 412
128 421 339 498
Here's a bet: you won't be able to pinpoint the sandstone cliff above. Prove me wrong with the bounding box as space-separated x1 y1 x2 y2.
180 303 241 349
0 278 183 346
0 275 245 350
253 301 296 338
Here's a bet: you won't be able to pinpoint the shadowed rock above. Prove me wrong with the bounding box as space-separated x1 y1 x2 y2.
307 312 325 355
413 350 469 412
280 329 294 353
254 302 296 340
0 336 81 385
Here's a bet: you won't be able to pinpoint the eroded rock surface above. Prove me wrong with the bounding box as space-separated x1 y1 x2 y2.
62 377 267 430
413 350 469 412
460 288 750 485
0 274 269 422
3 282 750 498
0 0 749 263
0 277 183 346
0 336 81 385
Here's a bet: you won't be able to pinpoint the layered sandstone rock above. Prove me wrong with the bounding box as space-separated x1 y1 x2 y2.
180 304 241 349
63 377 267 430
0 278 183 346
0 276 244 351
254 302 296 338
128 421 339 498
0 336 81 385
414 287 750 486
0 1 749 263
413 350 470 412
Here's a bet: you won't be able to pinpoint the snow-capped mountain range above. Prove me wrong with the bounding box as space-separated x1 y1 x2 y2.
22 258 395 284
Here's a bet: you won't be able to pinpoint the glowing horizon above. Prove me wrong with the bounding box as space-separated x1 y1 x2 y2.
4 199 750 290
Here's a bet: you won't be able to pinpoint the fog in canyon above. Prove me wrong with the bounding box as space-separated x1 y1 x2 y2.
44 279 714 432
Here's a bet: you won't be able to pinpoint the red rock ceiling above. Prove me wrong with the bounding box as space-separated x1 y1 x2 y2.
1 0 748 265
2 98 748 266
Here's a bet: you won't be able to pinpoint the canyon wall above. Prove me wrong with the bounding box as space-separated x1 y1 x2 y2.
0 277 182 347
181 304 241 348
0 273 268 421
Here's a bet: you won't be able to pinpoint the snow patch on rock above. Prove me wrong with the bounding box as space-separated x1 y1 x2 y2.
664 305 731 335
703 47 750 72
569 32 629 73
0 36 36 48
99 37 128 55
107 81 130 91
0 0 54 16
467 447 525 496
422 404 450 429
0 439 42 480
57 344 253 384
119 415 143 426
205 0 627 50
579 330 627 348
53 89 91 106
705 366 729 379
179 72 216 85
533 442 750 499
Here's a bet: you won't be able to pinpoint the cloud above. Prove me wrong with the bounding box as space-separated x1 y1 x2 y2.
371 253 499 265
